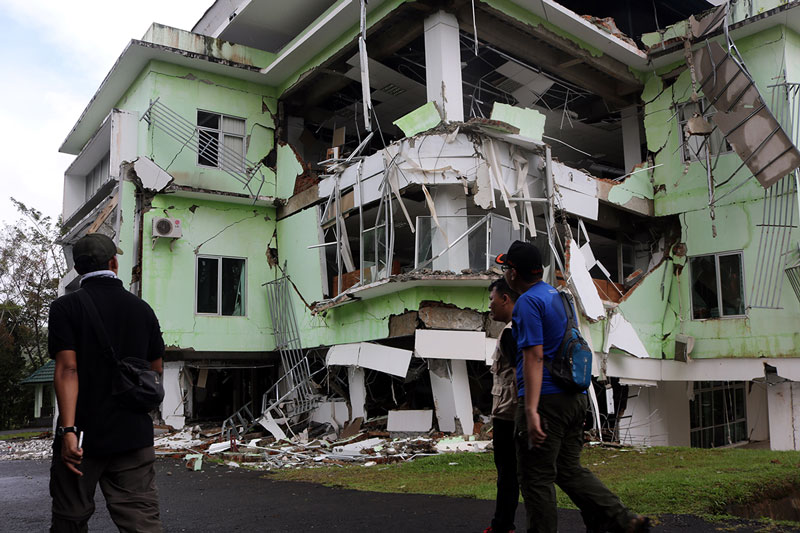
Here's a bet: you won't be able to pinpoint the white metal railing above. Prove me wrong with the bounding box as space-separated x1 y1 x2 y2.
414 213 527 272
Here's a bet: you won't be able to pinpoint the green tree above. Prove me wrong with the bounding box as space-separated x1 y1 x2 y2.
0 199 64 429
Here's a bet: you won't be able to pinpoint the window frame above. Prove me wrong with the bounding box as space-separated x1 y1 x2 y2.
195 254 248 317
689 250 747 320
689 381 748 448
677 98 733 163
196 110 246 171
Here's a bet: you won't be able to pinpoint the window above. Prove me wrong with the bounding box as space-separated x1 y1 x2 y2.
690 251 745 319
690 381 747 448
197 111 245 170
678 98 732 162
196 256 246 316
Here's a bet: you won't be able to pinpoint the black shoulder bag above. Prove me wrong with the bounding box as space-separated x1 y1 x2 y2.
77 289 164 413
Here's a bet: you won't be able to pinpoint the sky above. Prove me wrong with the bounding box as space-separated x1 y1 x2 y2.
0 0 211 227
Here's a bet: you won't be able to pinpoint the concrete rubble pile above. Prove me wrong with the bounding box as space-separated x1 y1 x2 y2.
153 423 492 471
0 434 53 461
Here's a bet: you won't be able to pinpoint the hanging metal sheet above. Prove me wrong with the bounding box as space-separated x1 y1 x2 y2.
693 41 800 189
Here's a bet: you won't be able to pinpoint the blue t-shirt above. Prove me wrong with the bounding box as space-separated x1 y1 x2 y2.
512 281 568 397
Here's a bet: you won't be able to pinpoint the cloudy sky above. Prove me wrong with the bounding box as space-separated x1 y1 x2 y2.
0 1 211 227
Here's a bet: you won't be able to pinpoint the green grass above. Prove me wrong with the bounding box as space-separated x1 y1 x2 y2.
0 431 48 440
268 446 800 520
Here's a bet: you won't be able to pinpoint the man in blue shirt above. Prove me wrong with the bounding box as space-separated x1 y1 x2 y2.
497 241 648 533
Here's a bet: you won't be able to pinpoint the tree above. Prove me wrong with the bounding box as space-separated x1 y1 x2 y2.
0 199 64 429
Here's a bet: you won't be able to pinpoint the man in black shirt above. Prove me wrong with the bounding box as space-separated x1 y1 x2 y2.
48 233 164 532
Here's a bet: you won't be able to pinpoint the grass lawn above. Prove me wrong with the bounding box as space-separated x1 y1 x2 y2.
0 431 48 440
268 445 800 521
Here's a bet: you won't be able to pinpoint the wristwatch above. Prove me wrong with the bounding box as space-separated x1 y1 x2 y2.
56 426 79 437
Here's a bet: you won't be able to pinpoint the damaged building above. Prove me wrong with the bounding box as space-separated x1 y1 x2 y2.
55 0 800 450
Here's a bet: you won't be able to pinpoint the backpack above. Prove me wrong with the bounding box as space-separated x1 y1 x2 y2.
544 290 593 393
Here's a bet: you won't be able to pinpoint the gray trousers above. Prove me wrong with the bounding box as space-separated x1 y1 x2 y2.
515 394 635 533
50 445 162 533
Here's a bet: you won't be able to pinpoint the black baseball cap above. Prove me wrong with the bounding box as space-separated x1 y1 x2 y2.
495 240 543 276
73 233 122 273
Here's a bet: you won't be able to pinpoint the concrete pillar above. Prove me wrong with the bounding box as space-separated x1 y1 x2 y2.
431 185 470 271
347 366 367 420
34 385 43 419
424 11 463 122
428 359 473 434
767 382 800 450
621 105 642 174
162 361 186 430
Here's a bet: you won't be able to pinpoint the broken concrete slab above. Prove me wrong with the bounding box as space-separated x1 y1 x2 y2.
325 342 413 378
418 304 484 331
389 311 418 337
393 101 442 137
132 156 174 192
387 410 434 432
490 102 545 141
567 239 606 321
414 329 487 360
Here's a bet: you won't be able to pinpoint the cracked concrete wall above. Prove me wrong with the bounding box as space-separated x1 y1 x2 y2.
626 23 800 361
646 26 787 217
274 207 491 348
142 195 277 351
115 60 278 197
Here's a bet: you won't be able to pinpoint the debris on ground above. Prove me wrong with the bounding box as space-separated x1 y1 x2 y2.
0 434 53 461
152 419 492 471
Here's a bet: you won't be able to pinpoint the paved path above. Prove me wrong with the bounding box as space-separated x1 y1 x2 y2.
1 459 798 532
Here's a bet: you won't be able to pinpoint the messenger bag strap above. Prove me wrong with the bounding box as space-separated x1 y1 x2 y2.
76 289 119 364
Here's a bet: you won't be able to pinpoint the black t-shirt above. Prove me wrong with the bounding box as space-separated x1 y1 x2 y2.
48 276 165 456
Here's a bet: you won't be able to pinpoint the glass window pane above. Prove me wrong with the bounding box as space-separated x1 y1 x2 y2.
197 111 219 129
198 129 219 167
221 258 245 316
221 134 245 171
719 254 744 316
691 255 719 319
197 258 218 314
222 116 245 135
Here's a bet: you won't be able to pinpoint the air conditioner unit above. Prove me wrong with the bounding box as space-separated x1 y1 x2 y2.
152 217 182 238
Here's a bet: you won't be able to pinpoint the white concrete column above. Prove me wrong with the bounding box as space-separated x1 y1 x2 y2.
34 385 43 419
347 366 367 420
767 382 800 450
424 11 464 122
431 185 470 271
162 361 186 430
428 359 474 434
621 105 642 174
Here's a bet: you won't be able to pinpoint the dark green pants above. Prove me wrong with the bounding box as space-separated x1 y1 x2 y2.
515 394 635 533
50 445 162 533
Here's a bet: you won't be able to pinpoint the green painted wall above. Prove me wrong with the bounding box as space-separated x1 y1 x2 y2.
628 24 800 360
646 26 787 218
277 207 491 348
115 60 281 198
142 195 277 351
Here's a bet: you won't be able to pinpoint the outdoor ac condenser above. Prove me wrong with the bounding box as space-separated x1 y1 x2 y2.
152 217 182 239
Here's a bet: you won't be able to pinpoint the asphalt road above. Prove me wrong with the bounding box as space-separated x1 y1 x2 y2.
2 458 798 532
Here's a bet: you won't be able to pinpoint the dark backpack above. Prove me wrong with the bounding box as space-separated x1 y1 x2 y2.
544 290 593 393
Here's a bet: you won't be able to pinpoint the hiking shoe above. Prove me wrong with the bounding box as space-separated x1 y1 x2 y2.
625 515 650 533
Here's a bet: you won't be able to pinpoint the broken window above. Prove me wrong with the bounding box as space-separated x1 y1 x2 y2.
678 98 732 162
689 381 747 448
85 153 110 202
196 256 246 316
690 251 745 319
197 111 245 171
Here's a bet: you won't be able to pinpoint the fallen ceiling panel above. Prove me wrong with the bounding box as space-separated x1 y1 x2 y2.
693 41 800 189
